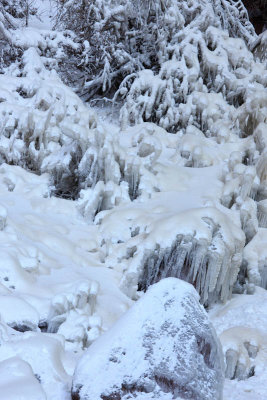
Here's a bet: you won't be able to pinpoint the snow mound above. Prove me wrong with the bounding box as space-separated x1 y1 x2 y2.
72 278 224 400
0 294 39 332
0 330 69 400
0 162 133 397
0 357 46 400
92 123 246 306
210 287 267 399
117 207 244 306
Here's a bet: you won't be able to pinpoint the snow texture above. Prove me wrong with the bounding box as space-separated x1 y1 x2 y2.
0 357 46 400
72 278 224 400
55 0 257 100
0 162 131 399
0 0 265 399
243 229 267 289
210 287 267 399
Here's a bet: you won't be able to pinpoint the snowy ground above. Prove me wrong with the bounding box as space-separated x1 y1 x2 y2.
0 1 266 399
0 118 265 399
0 163 133 400
29 0 55 29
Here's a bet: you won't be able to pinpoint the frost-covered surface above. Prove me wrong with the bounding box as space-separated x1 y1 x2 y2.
210 287 267 399
72 278 224 400
0 45 96 198
0 357 46 400
54 0 257 100
0 0 266 399
0 163 131 399
242 229 267 289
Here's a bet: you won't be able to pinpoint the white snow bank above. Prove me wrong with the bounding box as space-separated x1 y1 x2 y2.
0 331 69 400
210 287 267 398
89 124 246 305
0 3 265 400
0 295 39 331
0 163 132 397
0 357 46 400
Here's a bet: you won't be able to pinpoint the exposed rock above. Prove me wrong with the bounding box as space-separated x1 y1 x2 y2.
72 278 224 400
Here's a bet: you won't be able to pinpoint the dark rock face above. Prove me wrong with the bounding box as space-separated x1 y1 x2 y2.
242 0 267 33
72 278 224 400
9 323 34 332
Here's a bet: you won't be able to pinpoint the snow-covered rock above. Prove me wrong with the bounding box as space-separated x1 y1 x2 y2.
72 278 224 400
0 357 46 400
0 295 39 332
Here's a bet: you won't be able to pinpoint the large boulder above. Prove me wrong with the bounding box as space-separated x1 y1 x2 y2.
72 278 224 400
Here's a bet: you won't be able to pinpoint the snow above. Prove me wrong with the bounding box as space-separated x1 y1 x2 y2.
243 229 267 288
0 357 46 400
0 295 39 331
210 287 267 399
0 163 132 398
0 1 266 400
72 278 224 400
29 0 55 30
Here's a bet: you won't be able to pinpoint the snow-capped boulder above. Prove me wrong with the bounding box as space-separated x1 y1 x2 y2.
72 278 224 400
0 357 46 400
0 295 39 332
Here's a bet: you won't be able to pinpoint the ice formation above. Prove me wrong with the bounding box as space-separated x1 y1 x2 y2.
0 162 132 398
242 229 267 289
54 0 258 100
0 46 99 198
0 0 266 399
117 1 265 131
210 287 267 399
72 278 224 400
0 44 247 308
